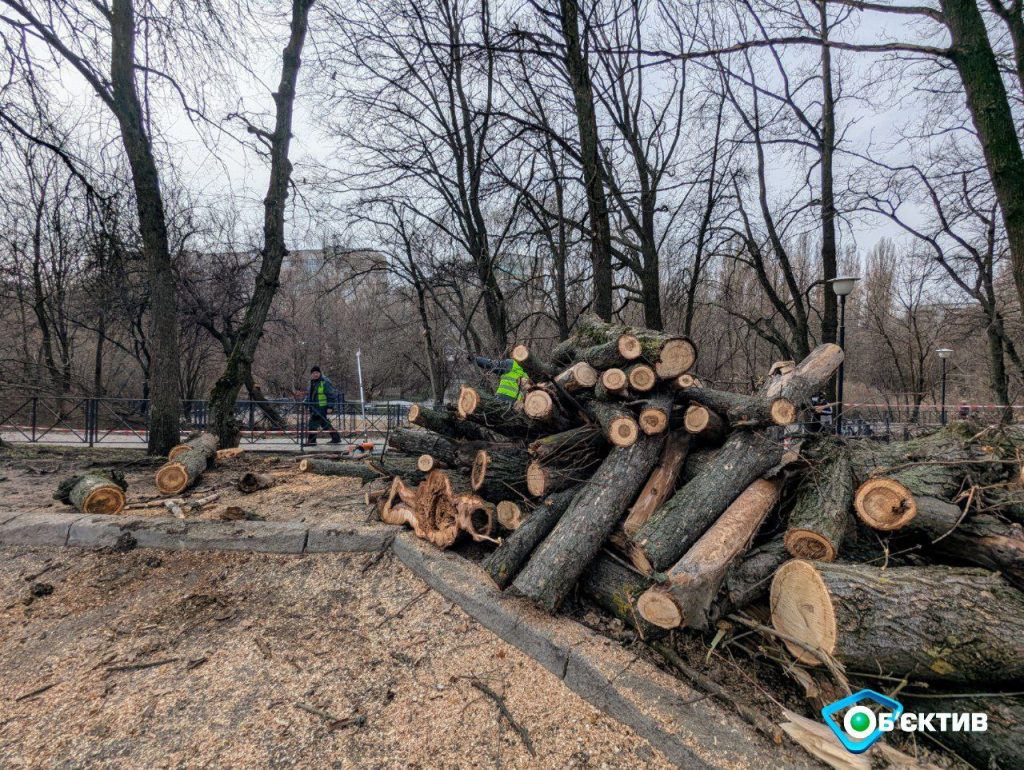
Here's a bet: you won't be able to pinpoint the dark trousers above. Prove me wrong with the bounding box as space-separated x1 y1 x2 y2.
308 408 334 433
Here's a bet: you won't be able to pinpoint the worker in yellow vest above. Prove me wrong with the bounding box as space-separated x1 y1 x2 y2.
305 365 342 446
468 354 526 402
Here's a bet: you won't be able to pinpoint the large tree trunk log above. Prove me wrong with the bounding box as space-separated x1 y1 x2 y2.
168 432 219 461
758 343 843 425
526 458 598 497
408 403 509 443
571 336 642 369
388 428 462 468
682 404 726 446
678 387 775 427
637 479 781 630
471 448 531 502
899 693 1024 770
298 457 425 484
720 536 789 614
578 554 666 640
632 431 785 573
899 496 1024 591
482 488 577 589
510 435 665 612
554 362 598 392
155 436 219 494
585 401 639 447
619 431 690 539
567 316 695 376
523 389 575 432
653 338 697 379
637 395 672 436
854 456 969 531
784 455 853 561
237 472 275 494
770 561 1024 684
457 386 536 437
510 344 557 382
55 472 127 514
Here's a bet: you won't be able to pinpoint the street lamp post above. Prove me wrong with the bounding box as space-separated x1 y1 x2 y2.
936 348 953 425
830 276 859 436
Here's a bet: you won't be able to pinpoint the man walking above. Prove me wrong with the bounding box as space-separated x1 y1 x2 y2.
468 353 526 402
306 365 342 446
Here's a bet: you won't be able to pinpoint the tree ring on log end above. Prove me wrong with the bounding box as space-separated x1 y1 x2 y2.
511 343 530 363
783 529 837 562
609 417 639 447
617 334 642 360
471 450 490 491
639 407 668 435
457 386 480 419
82 486 125 515
496 500 523 529
654 338 697 379
684 405 710 434
601 368 628 392
524 390 554 420
417 454 435 473
408 404 421 424
298 458 311 473
673 373 702 389
155 463 189 495
637 587 684 629
769 398 798 426
770 559 837 665
168 444 190 461
526 461 547 497
854 478 917 530
628 365 656 392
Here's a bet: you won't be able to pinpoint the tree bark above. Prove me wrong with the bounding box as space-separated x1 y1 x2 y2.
637 479 780 631
528 424 605 464
720 536 789 614
679 386 774 427
682 404 726 446
785 454 852 561
206 0 314 448
483 488 577 590
585 400 638 447
619 431 690 539
55 472 126 514
457 386 537 437
771 560 1024 683
854 454 969 531
759 343 843 425
471 448 531 502
168 433 219 461
579 553 665 641
298 457 423 483
408 403 510 444
155 442 216 494
388 428 463 468
632 430 784 574
510 435 665 612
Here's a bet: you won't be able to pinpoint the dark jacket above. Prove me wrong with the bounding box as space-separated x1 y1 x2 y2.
308 375 339 412
471 355 513 375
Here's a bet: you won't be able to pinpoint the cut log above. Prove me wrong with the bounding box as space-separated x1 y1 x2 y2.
770 560 1024 683
407 403 508 443
637 395 672 436
720 536 789 613
298 457 383 481
637 479 781 630
167 433 218 461
511 343 557 382
572 335 642 368
632 430 785 573
594 368 629 401
625 363 656 393
682 404 726 445
510 434 665 612
854 458 968 531
672 373 702 390
759 343 844 425
496 500 528 530
454 493 497 543
457 386 536 437
471 448 530 502
527 425 605 464
522 389 573 431
784 455 853 561
526 459 584 497
482 488 577 590
388 428 462 468
586 401 639 447
679 387 774 427
579 554 666 640
155 436 219 495
417 454 442 473
554 362 598 392
237 472 274 494
620 431 690 539
653 338 697 379
54 472 127 514
380 469 493 548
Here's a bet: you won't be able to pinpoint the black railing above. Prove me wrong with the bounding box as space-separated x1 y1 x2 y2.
0 396 408 450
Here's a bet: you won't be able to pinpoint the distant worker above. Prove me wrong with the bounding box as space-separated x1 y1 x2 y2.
468 352 526 401
305 365 342 446
808 393 834 434
958 401 971 420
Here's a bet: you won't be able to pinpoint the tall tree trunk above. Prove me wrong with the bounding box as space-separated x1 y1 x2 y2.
559 0 612 321
819 1 838 347
93 313 106 397
941 0 1024 314
207 0 314 447
110 0 179 454
988 320 1013 424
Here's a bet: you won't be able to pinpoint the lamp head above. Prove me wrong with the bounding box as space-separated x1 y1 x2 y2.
829 276 859 297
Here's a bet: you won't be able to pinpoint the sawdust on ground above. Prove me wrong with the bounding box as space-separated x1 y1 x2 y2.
0 545 674 769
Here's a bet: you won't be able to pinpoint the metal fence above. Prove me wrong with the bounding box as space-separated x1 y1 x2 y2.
0 396 408 450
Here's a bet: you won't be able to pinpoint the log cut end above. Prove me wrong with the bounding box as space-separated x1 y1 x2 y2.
457 385 480 419
654 338 697 379
556 362 598 391
607 415 640 447
168 444 190 461
526 460 548 497
628 364 657 392
298 458 311 473
496 500 525 530
783 529 838 562
417 454 436 473
854 478 918 530
155 463 190 495
770 559 837 665
471 450 490 491
639 405 669 435
408 403 422 425
511 343 530 364
601 368 628 393
524 390 555 420
617 333 642 360
684 405 712 434
637 587 684 629
673 373 702 390
769 398 798 426
81 483 125 514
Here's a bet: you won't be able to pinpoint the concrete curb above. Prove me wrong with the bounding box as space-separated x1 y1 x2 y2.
0 511 817 769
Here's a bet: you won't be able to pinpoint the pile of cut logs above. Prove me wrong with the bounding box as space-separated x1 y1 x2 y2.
360 314 1024 769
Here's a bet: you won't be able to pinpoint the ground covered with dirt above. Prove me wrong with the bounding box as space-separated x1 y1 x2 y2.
0 544 673 769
